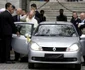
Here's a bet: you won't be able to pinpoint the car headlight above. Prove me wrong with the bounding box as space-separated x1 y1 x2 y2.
66 44 79 52
31 43 42 51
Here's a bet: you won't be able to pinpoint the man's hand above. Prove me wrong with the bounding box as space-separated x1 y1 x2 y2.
16 32 20 37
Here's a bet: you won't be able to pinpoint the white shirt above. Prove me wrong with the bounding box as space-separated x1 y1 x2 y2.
26 17 38 28
81 19 85 23
78 19 85 27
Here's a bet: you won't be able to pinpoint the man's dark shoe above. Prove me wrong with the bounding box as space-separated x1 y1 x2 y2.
0 61 5 63
11 61 15 63
5 61 15 64
13 59 19 62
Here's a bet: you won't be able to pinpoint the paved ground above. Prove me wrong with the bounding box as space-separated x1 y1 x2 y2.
0 62 84 70
0 62 28 69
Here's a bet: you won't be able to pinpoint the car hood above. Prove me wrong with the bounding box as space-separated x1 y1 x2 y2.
31 36 79 48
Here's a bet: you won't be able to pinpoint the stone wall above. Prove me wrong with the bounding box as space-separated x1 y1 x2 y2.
49 0 85 2
0 0 21 9
0 0 6 9
7 0 21 8
49 0 65 2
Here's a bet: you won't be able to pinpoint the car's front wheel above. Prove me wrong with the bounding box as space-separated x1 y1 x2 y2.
28 63 35 69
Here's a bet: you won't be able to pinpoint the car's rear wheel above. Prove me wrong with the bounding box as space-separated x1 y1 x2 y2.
28 63 35 69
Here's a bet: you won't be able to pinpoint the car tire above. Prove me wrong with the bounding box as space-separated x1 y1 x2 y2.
28 63 35 69
74 64 81 70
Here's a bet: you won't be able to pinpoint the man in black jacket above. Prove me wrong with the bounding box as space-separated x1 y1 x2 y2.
31 3 40 23
13 8 22 62
40 10 46 22
78 13 85 66
70 12 81 36
56 9 67 22
0 2 19 63
13 8 22 22
78 13 85 30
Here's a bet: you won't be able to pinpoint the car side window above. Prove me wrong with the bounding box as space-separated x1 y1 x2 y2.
15 24 32 35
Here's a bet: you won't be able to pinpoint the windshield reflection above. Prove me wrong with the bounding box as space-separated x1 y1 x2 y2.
34 24 77 37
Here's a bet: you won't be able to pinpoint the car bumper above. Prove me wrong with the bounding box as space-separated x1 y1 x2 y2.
28 50 81 64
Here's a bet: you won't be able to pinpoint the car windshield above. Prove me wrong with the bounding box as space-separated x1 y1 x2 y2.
34 24 78 37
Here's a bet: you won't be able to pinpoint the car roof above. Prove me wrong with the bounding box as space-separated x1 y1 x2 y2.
39 21 73 25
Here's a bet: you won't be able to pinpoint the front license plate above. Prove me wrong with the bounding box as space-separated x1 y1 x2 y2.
45 54 64 59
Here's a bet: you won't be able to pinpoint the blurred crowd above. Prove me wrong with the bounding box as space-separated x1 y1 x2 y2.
0 3 46 28
56 9 85 36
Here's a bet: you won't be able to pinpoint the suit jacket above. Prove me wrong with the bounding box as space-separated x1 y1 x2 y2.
56 15 67 22
79 20 85 30
70 17 81 29
13 15 20 22
35 16 40 23
0 10 17 36
35 11 40 19
70 17 81 36
35 11 40 23
79 20 85 35
40 14 46 22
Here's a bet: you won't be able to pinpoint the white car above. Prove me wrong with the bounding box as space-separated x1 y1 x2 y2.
28 22 82 69
12 22 85 70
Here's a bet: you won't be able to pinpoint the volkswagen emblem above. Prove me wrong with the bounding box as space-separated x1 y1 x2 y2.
53 47 56 51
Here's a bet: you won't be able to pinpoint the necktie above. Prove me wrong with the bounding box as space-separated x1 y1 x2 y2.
17 16 20 21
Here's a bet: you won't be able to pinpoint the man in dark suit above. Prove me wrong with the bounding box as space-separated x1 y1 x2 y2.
13 8 22 61
13 8 22 22
0 2 19 63
40 10 46 22
31 3 40 23
78 13 85 66
56 9 67 22
78 13 85 30
70 12 81 36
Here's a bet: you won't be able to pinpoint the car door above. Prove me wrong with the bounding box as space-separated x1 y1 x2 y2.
12 22 34 55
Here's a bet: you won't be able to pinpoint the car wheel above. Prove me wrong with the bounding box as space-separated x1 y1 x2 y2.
28 63 35 69
74 64 81 70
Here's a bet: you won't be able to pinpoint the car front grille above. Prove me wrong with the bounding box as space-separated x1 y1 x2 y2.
42 47 66 52
32 57 77 62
